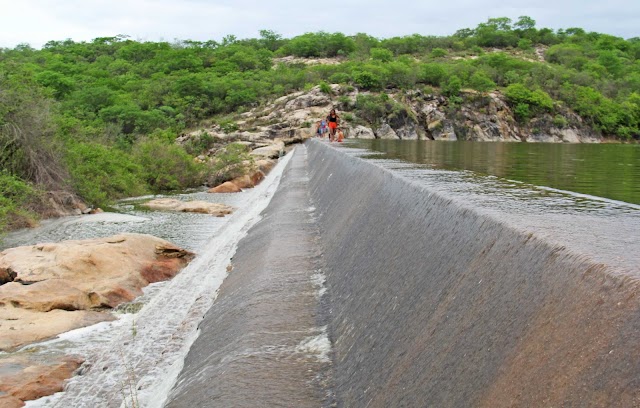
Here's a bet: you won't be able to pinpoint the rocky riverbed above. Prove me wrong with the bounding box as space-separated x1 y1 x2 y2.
0 151 289 407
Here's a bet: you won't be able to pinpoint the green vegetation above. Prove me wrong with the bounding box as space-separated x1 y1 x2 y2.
1 17 639 234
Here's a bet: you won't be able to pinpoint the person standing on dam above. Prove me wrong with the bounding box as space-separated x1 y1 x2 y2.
327 108 340 141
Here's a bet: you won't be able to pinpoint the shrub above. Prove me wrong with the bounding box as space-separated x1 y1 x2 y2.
184 131 217 155
553 114 569 128
65 141 147 206
505 83 554 115
430 48 448 58
132 138 204 192
419 63 447 86
353 71 381 90
354 94 386 124
319 81 332 94
219 119 238 133
207 142 253 185
469 71 496 92
328 72 350 84
0 172 39 234
443 76 462 96
370 47 394 62
518 38 533 51
514 103 531 122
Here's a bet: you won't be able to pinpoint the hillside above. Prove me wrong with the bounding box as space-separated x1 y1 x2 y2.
1 16 639 235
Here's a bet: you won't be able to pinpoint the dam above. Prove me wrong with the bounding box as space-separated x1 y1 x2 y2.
164 139 640 407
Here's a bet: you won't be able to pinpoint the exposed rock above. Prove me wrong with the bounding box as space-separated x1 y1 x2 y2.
0 307 112 351
395 124 420 140
250 141 285 159
0 355 83 406
142 199 234 216
230 170 265 189
376 124 400 140
0 280 92 312
208 182 242 193
284 86 333 110
0 233 194 350
0 268 15 285
273 56 343 66
433 122 458 141
255 159 277 173
352 126 375 139
0 394 23 408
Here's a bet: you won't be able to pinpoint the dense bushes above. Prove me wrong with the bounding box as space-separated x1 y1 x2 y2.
1 17 640 235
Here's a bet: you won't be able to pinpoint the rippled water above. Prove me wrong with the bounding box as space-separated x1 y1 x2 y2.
337 141 640 275
349 140 640 205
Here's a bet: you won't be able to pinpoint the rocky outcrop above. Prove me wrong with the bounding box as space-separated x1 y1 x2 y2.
0 355 84 407
375 123 400 139
249 140 285 160
255 159 277 173
0 233 194 351
142 198 234 216
180 82 602 153
351 125 376 139
230 171 265 189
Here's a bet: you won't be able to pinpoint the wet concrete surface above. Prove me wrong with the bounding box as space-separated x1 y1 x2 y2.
165 145 333 407
307 139 640 408
167 139 640 407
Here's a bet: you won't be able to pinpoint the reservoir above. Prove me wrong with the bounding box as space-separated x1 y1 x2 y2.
349 139 640 205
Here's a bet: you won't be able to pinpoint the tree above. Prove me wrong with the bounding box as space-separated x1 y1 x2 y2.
514 16 536 31
259 30 284 51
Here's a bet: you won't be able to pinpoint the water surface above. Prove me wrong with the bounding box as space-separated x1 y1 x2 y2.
348 140 640 205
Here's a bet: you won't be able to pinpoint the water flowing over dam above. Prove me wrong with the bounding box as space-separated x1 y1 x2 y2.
166 139 640 407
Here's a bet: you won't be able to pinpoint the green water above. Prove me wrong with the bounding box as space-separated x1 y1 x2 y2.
348 140 640 205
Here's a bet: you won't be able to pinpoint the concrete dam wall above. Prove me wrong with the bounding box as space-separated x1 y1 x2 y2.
167 140 640 407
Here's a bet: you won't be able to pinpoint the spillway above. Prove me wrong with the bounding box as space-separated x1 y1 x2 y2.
166 139 640 407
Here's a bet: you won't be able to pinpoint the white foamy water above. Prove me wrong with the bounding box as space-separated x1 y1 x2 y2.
296 327 331 363
23 150 294 408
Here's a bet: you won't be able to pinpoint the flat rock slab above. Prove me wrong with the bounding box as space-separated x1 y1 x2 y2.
0 233 194 351
142 198 233 216
0 355 83 407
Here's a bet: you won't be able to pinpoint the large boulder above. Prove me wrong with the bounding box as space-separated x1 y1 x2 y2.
255 159 277 173
0 233 194 350
250 140 285 159
230 170 265 189
208 182 242 193
0 307 112 351
142 199 233 216
0 280 92 312
352 126 376 139
0 355 84 407
376 124 400 140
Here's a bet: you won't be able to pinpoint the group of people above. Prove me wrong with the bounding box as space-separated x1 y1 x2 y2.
315 109 344 142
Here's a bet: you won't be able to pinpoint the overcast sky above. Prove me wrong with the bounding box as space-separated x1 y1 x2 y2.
1 0 639 49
